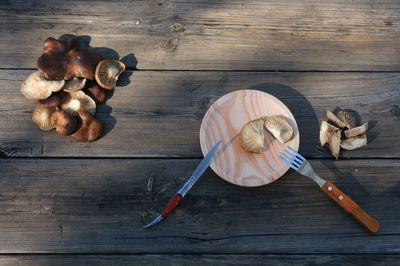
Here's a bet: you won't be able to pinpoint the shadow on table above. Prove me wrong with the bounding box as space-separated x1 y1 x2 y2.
57 34 137 139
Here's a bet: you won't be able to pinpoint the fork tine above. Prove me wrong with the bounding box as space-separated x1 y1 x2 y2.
283 149 303 165
281 153 301 168
279 155 299 170
287 146 305 161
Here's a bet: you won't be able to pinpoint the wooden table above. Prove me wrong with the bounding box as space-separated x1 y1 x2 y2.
1 0 399 265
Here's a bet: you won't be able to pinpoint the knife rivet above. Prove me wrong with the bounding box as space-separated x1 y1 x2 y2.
339 195 343 200
328 186 332 191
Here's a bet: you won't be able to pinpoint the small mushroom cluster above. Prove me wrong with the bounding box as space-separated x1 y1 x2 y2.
320 110 368 159
20 37 126 142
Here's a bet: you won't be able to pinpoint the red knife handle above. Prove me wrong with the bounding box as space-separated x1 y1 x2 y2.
322 181 380 234
161 194 184 218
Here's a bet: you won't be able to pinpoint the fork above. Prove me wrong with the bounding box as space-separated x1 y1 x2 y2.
280 146 380 234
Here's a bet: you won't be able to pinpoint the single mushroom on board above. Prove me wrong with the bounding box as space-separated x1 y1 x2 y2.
239 119 265 153
38 90 67 108
71 111 103 142
83 80 106 104
264 116 293 144
50 110 79 136
37 37 101 80
61 90 96 116
20 71 65 100
95 59 126 90
319 120 341 160
63 77 87 92
32 105 57 131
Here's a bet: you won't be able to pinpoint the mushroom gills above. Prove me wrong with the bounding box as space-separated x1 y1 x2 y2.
64 77 87 92
337 111 357 129
32 105 57 131
21 71 65 100
341 134 367 150
61 90 96 116
95 60 126 90
264 116 293 144
239 119 265 153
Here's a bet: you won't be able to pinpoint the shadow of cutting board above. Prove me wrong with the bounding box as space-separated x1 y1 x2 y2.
200 90 300 187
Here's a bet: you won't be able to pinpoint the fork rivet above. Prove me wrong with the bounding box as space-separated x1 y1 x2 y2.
328 186 332 191
339 195 343 200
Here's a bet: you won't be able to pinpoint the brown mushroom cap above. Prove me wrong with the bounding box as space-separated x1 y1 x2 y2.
21 71 65 100
32 105 57 131
83 80 106 104
37 37 101 80
50 110 78 136
61 91 96 116
63 77 87 92
95 59 126 90
71 111 103 142
38 90 67 108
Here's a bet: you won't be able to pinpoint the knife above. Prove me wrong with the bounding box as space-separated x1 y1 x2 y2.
144 139 222 228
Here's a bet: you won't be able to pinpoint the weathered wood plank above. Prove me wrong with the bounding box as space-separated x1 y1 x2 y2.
1 254 400 266
0 158 397 253
1 0 400 71
1 70 399 158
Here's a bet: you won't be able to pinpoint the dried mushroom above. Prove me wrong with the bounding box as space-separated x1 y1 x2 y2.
50 110 78 136
239 119 265 153
21 71 65 100
71 111 103 142
32 105 57 131
61 91 96 116
341 134 367 150
95 60 126 90
337 111 357 129
63 77 87 92
264 116 293 144
320 121 341 160
37 37 101 80
320 109 369 159
344 122 368 138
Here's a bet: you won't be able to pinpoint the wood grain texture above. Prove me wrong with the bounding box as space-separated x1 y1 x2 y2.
322 181 380 234
1 254 400 266
200 90 299 187
1 0 400 71
0 158 397 253
1 70 399 158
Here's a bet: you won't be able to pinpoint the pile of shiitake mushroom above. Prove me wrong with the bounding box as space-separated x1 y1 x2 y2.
320 110 368 159
20 37 125 142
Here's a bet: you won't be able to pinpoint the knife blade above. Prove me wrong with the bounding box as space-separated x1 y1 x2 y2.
144 139 222 228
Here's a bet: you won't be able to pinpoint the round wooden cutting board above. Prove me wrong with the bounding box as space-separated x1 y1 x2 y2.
200 90 300 187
